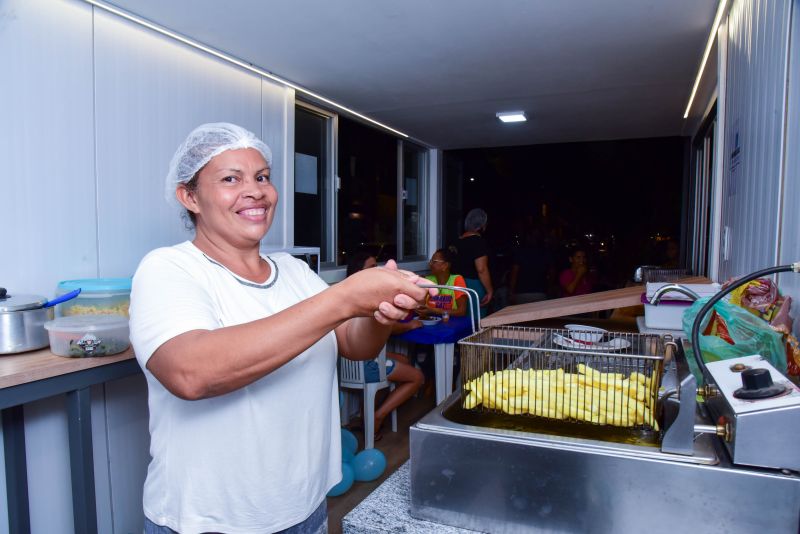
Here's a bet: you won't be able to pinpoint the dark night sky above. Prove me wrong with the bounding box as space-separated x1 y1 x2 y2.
444 136 687 288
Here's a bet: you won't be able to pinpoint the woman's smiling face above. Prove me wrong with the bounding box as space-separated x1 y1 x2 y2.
180 148 277 248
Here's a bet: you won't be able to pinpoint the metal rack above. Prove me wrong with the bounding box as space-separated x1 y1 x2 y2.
458 326 665 430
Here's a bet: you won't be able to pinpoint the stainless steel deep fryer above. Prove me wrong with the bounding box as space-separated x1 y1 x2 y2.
408 292 800 533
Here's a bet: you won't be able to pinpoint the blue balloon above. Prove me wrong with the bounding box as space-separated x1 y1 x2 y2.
340 428 358 456
352 448 387 482
327 462 355 497
342 445 355 464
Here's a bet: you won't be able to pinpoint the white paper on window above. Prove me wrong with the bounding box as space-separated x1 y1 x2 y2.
295 153 318 195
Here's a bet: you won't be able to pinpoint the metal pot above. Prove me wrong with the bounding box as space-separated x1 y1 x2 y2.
0 288 54 354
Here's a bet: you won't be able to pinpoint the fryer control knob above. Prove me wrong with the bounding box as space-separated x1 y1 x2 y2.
734 368 788 399
741 368 773 390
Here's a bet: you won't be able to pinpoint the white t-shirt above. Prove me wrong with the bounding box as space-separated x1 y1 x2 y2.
129 241 341 534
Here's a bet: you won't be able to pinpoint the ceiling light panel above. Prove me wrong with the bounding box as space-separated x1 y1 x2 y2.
496 111 527 123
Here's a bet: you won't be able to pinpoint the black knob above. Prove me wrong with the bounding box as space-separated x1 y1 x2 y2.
741 368 773 390
0 288 6 299
734 367 787 399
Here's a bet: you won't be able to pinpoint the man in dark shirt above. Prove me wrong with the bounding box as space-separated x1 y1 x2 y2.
448 208 493 317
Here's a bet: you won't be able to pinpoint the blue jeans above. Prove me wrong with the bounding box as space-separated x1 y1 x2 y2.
143 500 328 534
363 358 396 383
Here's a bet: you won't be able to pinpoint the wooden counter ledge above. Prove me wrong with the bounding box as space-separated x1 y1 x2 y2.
482 276 710 327
0 347 136 389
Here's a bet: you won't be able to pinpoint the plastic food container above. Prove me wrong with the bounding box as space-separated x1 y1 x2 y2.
56 278 132 318
641 283 720 330
641 296 691 330
44 315 130 357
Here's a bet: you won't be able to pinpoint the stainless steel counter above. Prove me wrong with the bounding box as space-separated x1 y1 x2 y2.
410 392 800 534
342 461 483 533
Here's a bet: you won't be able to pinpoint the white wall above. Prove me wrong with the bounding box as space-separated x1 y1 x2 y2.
708 0 800 338
0 0 295 532
0 0 95 296
778 0 800 338
718 0 792 279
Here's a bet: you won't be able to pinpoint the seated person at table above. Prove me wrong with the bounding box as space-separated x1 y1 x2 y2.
423 249 469 317
347 253 424 438
559 248 595 297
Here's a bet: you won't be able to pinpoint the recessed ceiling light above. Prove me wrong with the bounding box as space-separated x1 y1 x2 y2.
496 111 527 123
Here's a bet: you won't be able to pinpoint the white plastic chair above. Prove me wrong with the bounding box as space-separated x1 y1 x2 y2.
338 346 398 449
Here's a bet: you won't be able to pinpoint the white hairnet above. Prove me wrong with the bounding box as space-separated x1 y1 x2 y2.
165 122 273 207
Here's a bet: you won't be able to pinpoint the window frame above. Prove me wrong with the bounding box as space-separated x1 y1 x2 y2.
294 100 337 267
293 104 431 279
397 139 429 262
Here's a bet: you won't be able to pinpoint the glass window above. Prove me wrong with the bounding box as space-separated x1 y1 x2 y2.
402 144 427 259
337 117 398 265
294 105 332 261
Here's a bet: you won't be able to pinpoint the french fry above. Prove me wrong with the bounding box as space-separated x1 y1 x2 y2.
464 367 658 429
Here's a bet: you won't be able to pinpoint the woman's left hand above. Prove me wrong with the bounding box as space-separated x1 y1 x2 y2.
372 260 436 325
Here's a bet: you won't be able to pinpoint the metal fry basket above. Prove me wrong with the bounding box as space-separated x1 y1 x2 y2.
641 267 691 283
458 326 666 431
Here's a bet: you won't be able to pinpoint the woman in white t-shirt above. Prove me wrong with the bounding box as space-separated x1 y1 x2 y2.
130 123 431 534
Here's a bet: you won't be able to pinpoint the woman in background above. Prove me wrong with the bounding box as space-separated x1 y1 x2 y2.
559 248 594 297
423 248 468 317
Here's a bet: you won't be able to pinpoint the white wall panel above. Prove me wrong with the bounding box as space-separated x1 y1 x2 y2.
719 0 791 279
260 83 295 250
93 10 263 277
90 384 114 534
0 0 95 295
778 1 800 337
0 425 6 534
24 397 74 534
103 375 150 534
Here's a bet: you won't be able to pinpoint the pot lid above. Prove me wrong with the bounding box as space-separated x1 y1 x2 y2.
0 288 47 312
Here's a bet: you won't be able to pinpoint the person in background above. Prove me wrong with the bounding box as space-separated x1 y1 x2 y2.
423 248 469 317
509 228 553 304
346 250 377 277
346 253 425 440
450 208 493 317
130 123 432 534
559 248 594 297
662 239 680 269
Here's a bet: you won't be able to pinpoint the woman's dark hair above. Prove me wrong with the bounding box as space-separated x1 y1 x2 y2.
433 248 454 265
346 251 376 278
179 172 201 228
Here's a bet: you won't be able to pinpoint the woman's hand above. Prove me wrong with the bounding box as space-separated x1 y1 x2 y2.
338 259 434 326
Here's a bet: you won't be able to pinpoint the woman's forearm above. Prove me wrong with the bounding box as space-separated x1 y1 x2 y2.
565 271 584 294
147 265 428 400
147 282 356 400
337 316 392 361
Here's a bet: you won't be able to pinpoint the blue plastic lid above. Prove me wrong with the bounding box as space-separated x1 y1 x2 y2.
57 278 132 293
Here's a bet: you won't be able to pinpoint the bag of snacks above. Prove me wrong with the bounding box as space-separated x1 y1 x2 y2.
727 278 799 377
683 297 787 381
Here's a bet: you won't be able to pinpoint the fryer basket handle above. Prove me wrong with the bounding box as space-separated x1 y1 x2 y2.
419 284 481 334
